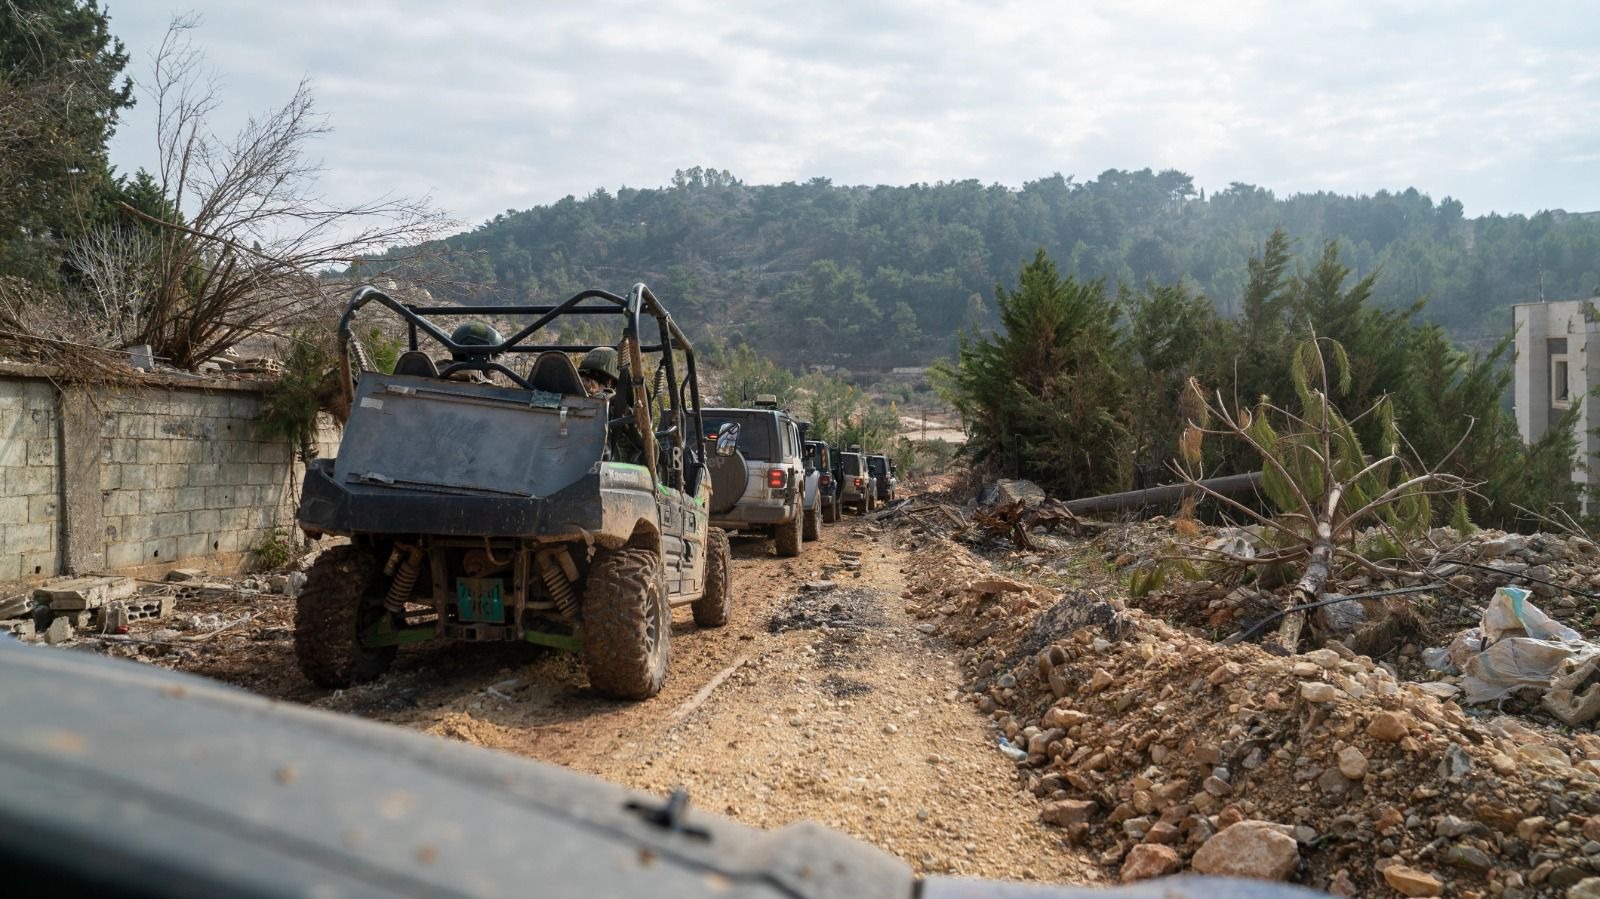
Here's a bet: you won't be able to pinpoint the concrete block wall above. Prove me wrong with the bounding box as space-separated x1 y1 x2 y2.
0 378 62 581
0 365 341 583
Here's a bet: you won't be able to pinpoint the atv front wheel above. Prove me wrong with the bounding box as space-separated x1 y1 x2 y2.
692 528 732 627
582 548 670 699
294 545 397 687
802 498 821 541
774 502 803 557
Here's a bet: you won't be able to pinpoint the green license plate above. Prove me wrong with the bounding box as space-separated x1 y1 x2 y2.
455 577 505 623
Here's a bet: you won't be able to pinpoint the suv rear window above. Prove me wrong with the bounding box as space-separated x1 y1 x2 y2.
841 453 864 475
868 456 888 476
702 410 777 460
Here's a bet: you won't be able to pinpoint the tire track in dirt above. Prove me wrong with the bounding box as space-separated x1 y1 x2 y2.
142 521 1100 883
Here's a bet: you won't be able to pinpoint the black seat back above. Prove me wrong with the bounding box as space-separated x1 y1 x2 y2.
393 351 439 378
528 351 585 395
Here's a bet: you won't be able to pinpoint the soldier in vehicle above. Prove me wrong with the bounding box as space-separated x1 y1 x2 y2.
578 347 620 397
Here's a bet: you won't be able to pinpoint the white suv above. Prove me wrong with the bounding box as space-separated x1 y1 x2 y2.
702 397 810 557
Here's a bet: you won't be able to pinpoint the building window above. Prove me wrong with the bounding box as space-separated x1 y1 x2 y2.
1552 355 1572 409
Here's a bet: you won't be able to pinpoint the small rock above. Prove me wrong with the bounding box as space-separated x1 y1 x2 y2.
1337 746 1369 780
1085 668 1115 694
1475 803 1521 834
1203 776 1232 797
1208 662 1242 685
1568 877 1600 899
1316 768 1349 796
1143 822 1179 845
1435 815 1477 838
1441 744 1473 779
1443 843 1493 873
1121 844 1181 882
1367 711 1409 742
883 723 899 735
1042 799 1098 826
1190 820 1300 881
1383 865 1444 897
44 616 73 645
1518 816 1548 840
1300 682 1339 703
1376 807 1405 835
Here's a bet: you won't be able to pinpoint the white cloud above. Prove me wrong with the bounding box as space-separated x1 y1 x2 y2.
107 0 1600 231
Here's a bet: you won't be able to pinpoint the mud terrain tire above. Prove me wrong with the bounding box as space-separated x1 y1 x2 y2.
582 548 669 699
294 545 397 687
803 497 822 541
692 528 732 627
774 501 803 558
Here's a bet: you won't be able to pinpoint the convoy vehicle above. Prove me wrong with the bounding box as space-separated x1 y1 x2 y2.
292 283 732 700
868 453 898 504
701 396 810 557
836 449 877 514
805 439 842 523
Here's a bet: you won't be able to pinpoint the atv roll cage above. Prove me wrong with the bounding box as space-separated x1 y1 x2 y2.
335 283 706 490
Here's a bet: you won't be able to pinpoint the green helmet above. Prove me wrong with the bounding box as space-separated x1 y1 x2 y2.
449 321 501 351
578 347 620 381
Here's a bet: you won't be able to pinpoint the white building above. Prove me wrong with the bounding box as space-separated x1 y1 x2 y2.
1513 299 1598 495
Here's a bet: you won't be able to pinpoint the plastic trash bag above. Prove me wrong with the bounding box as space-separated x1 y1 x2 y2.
1457 587 1599 703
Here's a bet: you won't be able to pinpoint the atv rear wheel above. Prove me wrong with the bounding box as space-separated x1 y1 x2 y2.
582 548 670 699
802 498 822 541
774 501 803 557
294 545 397 687
692 528 732 627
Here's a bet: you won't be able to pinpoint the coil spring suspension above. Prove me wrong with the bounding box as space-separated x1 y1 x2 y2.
385 547 424 614
536 550 580 622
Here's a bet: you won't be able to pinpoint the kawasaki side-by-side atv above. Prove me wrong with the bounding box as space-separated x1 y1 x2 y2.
293 284 734 699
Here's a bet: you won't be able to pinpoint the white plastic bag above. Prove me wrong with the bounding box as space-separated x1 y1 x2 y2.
1458 587 1598 702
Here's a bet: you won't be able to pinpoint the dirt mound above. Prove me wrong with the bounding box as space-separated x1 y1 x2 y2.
894 527 1600 894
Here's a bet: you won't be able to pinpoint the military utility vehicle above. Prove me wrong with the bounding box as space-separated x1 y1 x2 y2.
293 284 732 699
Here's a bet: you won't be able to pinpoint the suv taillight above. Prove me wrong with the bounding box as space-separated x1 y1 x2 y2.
768 468 788 489
819 473 832 487
854 477 863 487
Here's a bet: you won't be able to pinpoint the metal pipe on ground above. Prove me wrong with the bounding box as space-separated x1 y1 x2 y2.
1061 472 1263 518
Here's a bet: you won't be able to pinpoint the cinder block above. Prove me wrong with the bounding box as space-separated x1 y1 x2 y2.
105 541 144 569
20 384 55 411
5 467 53 497
0 437 25 467
139 488 177 514
121 464 153 488
156 464 187 488
0 551 20 582
151 511 188 538
25 438 53 466
188 463 220 486
222 506 254 531
204 486 235 508
221 462 250 485
174 487 206 511
247 463 276 486
8 522 55 550
175 533 211 560
214 531 238 554
19 551 59 579
109 438 137 464
103 489 141 517
98 464 120 491
34 576 134 610
0 495 27 526
137 438 167 464
189 509 220 532
27 494 56 523
140 537 177 563
117 415 155 439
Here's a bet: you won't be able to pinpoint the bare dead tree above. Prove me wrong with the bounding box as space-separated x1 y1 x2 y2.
1172 336 1471 652
116 17 452 369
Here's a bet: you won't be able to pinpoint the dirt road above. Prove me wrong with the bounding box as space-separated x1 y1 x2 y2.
141 522 1098 883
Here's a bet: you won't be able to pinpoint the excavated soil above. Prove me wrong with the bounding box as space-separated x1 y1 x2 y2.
78 522 1100 884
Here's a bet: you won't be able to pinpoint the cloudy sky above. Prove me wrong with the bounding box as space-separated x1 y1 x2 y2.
106 0 1600 232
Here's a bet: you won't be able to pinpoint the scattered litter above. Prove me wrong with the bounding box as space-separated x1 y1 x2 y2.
1440 587 1600 703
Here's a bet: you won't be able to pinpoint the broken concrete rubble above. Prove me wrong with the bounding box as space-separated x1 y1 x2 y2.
32 575 136 610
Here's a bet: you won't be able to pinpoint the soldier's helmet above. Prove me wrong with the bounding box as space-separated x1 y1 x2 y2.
449 322 501 355
578 347 620 382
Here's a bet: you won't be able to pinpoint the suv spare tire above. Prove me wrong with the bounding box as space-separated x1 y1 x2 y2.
707 448 748 515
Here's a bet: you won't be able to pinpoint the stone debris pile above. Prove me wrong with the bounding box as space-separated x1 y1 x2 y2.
895 525 1600 895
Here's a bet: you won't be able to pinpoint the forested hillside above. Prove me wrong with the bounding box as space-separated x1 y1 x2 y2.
383 167 1600 368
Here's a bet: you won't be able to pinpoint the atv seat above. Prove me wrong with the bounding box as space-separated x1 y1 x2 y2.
528 351 585 396
392 351 439 378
